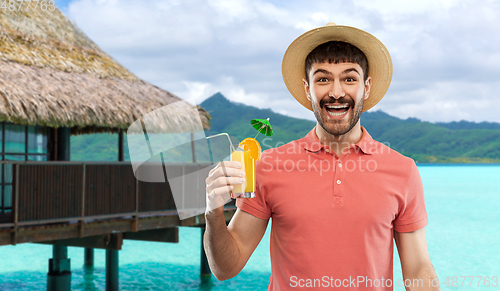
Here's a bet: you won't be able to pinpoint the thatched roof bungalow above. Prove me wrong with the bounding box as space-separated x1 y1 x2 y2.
0 5 210 218
0 5 209 135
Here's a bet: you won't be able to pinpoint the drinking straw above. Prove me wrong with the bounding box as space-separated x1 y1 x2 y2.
206 133 234 164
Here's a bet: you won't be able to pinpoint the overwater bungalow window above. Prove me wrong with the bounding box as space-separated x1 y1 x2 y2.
0 123 49 215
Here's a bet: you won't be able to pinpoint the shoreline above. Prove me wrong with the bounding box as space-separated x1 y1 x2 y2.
416 162 500 166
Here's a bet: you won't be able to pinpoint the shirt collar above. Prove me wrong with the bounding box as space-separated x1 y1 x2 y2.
301 126 376 155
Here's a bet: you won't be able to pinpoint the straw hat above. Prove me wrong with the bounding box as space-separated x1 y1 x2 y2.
282 22 393 112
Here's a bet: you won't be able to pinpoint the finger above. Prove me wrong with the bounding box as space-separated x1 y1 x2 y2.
209 185 233 198
215 166 245 178
206 186 233 212
206 165 245 185
209 161 242 176
213 176 245 189
206 176 245 194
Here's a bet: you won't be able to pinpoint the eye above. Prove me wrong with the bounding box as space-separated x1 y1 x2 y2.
345 77 356 82
317 77 329 83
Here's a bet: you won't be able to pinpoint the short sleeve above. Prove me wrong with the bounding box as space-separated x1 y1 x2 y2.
235 157 272 220
394 161 428 232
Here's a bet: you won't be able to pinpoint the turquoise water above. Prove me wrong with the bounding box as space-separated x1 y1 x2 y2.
0 165 499 290
393 165 500 290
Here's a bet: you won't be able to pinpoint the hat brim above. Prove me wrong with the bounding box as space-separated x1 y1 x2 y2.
282 25 393 112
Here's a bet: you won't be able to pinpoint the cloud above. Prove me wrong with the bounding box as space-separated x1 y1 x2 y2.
377 80 500 122
179 76 269 108
66 0 500 123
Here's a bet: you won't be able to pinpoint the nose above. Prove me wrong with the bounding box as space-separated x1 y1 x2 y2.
329 81 345 99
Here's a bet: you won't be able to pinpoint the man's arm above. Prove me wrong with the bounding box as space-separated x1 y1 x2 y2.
394 228 440 290
204 161 269 280
205 208 268 280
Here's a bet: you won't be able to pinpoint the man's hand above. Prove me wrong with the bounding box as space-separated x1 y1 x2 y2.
205 161 245 214
204 161 268 281
394 228 440 290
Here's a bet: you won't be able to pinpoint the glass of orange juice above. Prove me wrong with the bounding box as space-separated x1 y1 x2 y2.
206 133 262 199
231 140 260 198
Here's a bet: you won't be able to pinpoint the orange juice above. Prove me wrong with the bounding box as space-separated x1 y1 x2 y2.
230 145 256 198
243 148 255 193
230 148 246 194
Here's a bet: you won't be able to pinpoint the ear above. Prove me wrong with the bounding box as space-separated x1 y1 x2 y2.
302 78 311 101
364 76 372 101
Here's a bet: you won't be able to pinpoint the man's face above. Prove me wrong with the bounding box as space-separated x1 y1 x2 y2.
303 61 372 136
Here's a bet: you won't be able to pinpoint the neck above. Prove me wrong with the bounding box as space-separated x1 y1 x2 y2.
315 120 363 157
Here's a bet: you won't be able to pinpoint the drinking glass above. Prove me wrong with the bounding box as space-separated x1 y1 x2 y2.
230 144 255 198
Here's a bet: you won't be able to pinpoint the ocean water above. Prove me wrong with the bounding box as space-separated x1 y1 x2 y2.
0 165 499 290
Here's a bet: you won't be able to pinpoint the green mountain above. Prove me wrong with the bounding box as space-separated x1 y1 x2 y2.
70 92 500 163
359 111 500 163
435 120 500 130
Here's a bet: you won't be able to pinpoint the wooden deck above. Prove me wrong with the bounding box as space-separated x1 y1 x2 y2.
0 161 235 249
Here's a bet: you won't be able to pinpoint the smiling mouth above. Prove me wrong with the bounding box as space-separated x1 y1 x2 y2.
325 104 350 116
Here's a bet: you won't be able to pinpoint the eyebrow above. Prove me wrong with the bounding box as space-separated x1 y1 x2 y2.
312 67 361 76
312 69 332 76
342 68 361 75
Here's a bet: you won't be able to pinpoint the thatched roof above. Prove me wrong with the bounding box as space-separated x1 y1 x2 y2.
0 4 209 134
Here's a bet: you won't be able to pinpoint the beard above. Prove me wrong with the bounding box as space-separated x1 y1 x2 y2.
311 92 364 136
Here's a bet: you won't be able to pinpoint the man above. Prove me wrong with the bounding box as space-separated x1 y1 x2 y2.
204 23 439 290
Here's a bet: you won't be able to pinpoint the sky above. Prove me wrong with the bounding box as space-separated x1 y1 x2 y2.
54 0 500 123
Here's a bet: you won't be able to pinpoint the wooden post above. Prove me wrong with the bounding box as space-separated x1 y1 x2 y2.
200 227 211 279
47 128 71 291
47 244 71 291
106 249 119 291
104 131 123 291
118 129 124 162
56 127 70 161
191 132 197 163
84 248 94 266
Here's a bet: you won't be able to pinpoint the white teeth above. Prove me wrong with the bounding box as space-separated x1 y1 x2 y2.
325 105 349 117
326 104 349 109
327 110 348 116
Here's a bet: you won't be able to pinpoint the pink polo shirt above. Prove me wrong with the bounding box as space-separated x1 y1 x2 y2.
236 126 428 290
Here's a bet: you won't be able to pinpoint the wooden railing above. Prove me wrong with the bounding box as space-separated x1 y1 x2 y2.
0 161 220 228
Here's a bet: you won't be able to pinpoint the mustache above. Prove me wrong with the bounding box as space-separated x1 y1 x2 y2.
319 96 355 108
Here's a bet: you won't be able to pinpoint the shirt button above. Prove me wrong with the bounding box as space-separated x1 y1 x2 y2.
336 180 341 185
338 163 342 167
325 148 330 153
